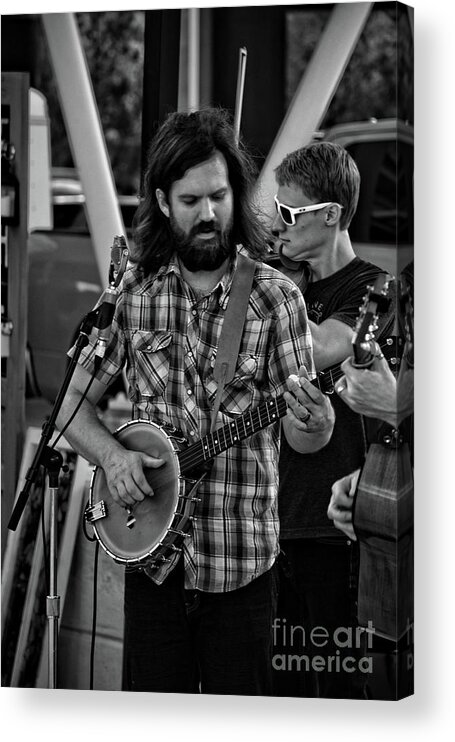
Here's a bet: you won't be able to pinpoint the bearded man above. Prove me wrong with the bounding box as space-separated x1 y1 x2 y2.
58 108 334 695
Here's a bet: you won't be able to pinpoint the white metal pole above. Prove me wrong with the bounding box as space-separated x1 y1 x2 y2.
187 8 200 112
254 2 373 221
234 47 248 145
42 13 127 283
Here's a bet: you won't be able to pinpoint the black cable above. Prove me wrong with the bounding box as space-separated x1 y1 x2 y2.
89 539 100 690
82 503 97 542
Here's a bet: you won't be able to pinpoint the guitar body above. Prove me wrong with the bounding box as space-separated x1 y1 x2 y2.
353 442 414 642
88 420 200 569
352 272 414 644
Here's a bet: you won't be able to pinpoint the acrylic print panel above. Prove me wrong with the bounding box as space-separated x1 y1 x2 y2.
0 0 413 701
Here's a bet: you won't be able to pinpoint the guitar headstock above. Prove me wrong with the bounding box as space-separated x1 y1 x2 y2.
352 273 392 368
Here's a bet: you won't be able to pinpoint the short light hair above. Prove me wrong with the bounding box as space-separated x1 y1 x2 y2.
274 141 360 230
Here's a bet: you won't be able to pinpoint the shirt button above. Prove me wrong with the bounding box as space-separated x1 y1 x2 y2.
192 309 197 316
187 389 192 396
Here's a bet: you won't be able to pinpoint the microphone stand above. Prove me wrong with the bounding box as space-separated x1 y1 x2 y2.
7 311 97 688
8 234 128 689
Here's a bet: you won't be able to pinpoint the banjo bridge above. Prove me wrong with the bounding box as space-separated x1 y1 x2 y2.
126 507 136 529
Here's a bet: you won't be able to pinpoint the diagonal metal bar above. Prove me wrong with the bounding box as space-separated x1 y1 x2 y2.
254 2 373 222
42 13 126 283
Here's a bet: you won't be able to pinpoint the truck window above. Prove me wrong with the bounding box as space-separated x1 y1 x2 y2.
347 140 414 245
52 202 137 233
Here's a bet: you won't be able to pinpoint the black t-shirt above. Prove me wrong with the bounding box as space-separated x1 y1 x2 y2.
278 257 395 540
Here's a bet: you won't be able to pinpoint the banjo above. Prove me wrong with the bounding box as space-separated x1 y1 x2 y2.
86 399 288 571
86 278 395 571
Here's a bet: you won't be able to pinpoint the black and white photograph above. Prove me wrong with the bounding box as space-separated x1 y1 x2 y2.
0 0 452 738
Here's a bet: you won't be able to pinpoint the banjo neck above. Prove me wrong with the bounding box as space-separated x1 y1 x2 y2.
176 326 400 477
177 395 288 475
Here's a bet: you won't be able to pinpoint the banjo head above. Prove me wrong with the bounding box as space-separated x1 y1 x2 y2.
89 420 182 564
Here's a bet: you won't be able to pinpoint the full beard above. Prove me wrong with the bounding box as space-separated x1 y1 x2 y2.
170 215 236 272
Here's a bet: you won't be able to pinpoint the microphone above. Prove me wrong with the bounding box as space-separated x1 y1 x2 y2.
94 235 128 368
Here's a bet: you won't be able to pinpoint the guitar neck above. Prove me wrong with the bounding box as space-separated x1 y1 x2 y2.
311 335 400 392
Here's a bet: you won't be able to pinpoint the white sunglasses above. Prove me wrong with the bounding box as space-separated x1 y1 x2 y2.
274 195 343 226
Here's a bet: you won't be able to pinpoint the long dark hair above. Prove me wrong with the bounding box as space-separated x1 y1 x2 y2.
131 108 268 275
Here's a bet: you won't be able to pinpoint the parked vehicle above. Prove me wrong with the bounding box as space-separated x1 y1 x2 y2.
320 118 413 277
27 119 413 403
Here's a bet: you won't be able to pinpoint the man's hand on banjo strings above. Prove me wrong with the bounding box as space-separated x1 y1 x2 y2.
102 445 165 507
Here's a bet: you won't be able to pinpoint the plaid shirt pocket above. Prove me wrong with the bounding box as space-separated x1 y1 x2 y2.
131 330 173 400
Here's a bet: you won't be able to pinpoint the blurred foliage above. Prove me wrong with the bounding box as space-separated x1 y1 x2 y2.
77 11 145 195
286 4 413 128
34 11 145 195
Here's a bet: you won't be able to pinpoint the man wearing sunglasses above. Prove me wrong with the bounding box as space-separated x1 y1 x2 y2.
270 141 395 699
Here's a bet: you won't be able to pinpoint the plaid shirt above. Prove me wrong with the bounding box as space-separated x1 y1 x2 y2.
77 249 315 591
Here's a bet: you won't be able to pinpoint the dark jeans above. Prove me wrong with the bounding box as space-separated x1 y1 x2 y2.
273 537 366 699
123 559 278 695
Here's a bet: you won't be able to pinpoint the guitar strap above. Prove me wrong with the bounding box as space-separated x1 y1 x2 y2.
210 251 256 432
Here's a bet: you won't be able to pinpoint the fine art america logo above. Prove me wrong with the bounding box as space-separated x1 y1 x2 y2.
272 617 414 675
